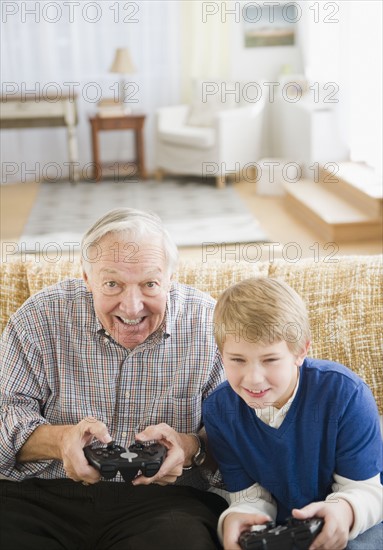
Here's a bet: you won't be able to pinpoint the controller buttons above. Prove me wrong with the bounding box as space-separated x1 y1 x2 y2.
144 448 157 456
130 443 143 451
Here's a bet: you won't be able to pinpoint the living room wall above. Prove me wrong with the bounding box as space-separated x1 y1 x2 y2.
1 1 381 183
179 1 304 159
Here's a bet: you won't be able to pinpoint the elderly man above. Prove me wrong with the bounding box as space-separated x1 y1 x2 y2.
0 208 227 549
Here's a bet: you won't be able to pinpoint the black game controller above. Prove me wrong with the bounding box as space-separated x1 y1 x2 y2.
84 441 167 481
239 517 324 550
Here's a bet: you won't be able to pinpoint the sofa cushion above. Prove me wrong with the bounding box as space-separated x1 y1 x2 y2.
186 79 240 128
174 259 269 300
160 126 215 149
0 260 29 332
269 255 383 412
1 256 381 414
186 100 218 128
26 260 83 297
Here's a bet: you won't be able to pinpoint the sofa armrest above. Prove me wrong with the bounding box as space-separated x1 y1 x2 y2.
213 102 266 166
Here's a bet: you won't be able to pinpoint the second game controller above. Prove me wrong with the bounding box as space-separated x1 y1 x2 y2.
239 516 324 550
84 440 167 481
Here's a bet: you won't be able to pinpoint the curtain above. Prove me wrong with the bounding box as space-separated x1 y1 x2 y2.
342 1 382 175
180 0 231 103
299 0 382 176
1 0 181 183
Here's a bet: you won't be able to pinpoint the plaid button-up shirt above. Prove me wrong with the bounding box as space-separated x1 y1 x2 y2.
0 279 224 482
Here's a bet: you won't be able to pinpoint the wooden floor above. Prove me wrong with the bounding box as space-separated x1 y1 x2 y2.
1 179 382 263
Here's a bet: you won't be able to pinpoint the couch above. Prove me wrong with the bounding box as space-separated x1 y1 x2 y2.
1 255 382 418
155 95 266 189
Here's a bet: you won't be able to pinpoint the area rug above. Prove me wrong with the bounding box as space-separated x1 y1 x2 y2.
19 179 269 251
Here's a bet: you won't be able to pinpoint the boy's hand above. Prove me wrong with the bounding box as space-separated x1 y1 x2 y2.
292 499 354 550
222 511 272 550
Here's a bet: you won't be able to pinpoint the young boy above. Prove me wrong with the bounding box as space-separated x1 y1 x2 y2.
203 277 383 550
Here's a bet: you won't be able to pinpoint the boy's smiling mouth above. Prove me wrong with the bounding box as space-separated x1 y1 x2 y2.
244 387 271 398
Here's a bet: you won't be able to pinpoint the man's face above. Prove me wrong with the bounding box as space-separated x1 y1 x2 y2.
222 337 307 410
83 233 172 349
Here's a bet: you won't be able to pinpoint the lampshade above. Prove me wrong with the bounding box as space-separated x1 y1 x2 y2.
109 48 136 74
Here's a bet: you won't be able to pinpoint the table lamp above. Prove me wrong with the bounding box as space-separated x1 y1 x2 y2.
109 48 136 107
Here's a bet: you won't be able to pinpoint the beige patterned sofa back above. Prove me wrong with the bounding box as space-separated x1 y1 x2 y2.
1 255 382 414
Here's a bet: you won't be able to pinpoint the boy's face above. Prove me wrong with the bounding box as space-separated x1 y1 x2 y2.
221 336 308 409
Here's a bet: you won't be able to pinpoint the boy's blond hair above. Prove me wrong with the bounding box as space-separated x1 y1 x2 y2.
214 277 311 355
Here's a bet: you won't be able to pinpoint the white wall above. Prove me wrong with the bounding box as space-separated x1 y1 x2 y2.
227 9 304 157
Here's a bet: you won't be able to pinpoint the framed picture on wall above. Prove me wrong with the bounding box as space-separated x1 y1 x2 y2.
243 2 297 48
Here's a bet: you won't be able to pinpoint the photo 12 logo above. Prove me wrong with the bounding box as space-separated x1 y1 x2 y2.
1 81 140 105
1 2 140 24
202 2 302 24
201 2 339 24
201 242 340 264
200 80 339 105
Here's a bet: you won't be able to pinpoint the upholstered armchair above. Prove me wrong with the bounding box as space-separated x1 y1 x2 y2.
155 94 266 188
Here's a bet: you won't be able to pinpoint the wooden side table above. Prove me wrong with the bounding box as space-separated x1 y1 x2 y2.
89 114 147 181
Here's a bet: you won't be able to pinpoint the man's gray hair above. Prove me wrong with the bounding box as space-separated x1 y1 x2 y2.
81 208 179 275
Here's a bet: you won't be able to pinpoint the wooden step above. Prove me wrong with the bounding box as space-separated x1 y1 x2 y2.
319 162 383 219
284 180 383 241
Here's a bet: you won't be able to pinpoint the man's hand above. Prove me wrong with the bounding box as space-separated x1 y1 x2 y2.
60 417 112 484
132 423 197 486
292 499 354 550
222 511 272 550
17 417 112 485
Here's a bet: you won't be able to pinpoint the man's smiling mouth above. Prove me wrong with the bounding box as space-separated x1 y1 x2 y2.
116 316 144 326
